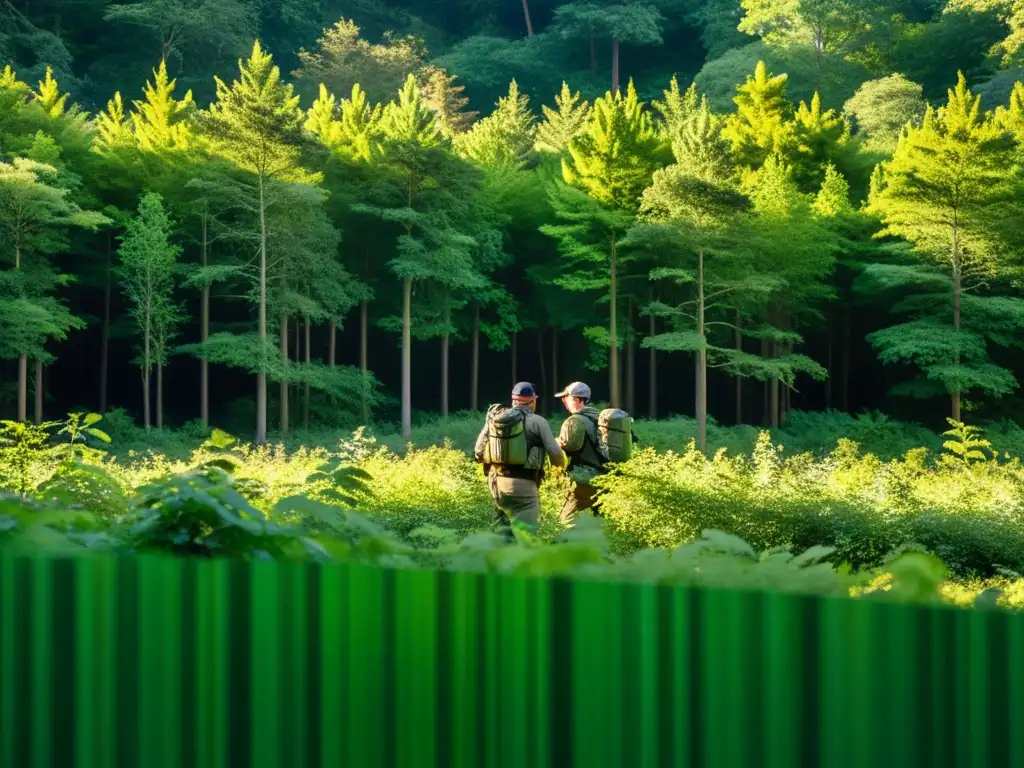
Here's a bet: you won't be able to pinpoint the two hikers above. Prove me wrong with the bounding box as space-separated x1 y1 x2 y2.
474 382 565 538
476 379 635 537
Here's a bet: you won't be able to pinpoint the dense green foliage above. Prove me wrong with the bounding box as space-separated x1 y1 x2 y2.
5 1 1024 444
7 1 1024 618
2 409 1024 612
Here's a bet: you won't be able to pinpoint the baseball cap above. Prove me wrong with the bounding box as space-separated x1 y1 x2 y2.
511 382 538 398
554 381 591 400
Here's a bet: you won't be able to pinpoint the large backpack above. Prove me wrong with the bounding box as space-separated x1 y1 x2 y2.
580 408 636 465
598 409 635 463
482 404 529 466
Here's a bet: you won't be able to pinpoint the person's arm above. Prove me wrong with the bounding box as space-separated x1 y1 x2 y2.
558 415 585 453
473 424 488 463
534 418 565 468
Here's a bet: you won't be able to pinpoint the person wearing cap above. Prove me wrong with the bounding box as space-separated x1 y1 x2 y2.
474 382 565 538
554 381 605 524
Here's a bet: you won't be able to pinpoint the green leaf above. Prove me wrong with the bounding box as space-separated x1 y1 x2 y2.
207 428 236 450
85 428 111 443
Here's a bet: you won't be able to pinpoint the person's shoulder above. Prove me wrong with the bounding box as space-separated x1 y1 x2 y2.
526 412 552 428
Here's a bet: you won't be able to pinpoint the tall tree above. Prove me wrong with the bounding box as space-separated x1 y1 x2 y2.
552 1 665 95
198 40 310 443
722 60 798 172
545 81 663 406
421 66 477 138
535 82 591 155
355 74 484 438
129 58 195 152
455 79 536 169
292 18 426 106
866 73 1024 421
117 192 180 430
0 154 106 422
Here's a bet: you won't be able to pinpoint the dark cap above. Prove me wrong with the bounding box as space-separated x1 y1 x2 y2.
554 381 591 400
511 381 537 398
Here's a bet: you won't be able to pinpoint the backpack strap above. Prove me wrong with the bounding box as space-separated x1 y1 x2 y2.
573 412 607 470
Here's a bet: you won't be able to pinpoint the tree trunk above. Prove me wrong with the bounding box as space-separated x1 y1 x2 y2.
552 327 559 398
511 331 518 384
952 237 962 422
401 277 412 441
781 340 791 427
609 235 620 406
34 359 43 426
471 304 480 411
537 325 547 414
649 313 657 419
360 299 369 425
14 243 26 422
611 39 621 95
200 217 209 425
769 347 779 429
696 249 707 454
825 314 833 410
304 319 311 430
143 317 151 431
440 331 449 419
734 308 742 425
100 232 112 414
761 337 769 426
840 306 850 412
328 321 336 368
626 296 635 415
144 309 151 434
156 363 163 429
256 176 268 444
279 315 289 434
521 0 534 37
17 355 27 423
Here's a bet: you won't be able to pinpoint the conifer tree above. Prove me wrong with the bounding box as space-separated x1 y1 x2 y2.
421 67 477 138
130 59 195 151
626 98 815 450
535 82 591 155
94 92 135 150
746 153 836 425
652 75 700 142
455 80 536 170
198 40 309 443
293 18 425 106
356 74 484 439
117 192 180 430
866 73 1024 421
722 61 797 171
547 80 663 406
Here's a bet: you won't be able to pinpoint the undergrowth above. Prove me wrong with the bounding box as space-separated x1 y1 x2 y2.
3 412 1024 611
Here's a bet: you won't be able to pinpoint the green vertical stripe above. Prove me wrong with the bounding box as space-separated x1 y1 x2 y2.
251 560 280 768
319 561 344 768
2 553 1024 767
0 556 13 768
31 557 52 768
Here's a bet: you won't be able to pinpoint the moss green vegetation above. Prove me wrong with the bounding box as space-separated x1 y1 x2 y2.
4 411 1024 613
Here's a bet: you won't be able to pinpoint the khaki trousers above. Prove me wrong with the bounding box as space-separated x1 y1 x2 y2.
488 473 540 538
559 483 600 525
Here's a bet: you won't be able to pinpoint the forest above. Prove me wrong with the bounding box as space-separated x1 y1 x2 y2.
3 0 1024 448
4 8 1024 757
